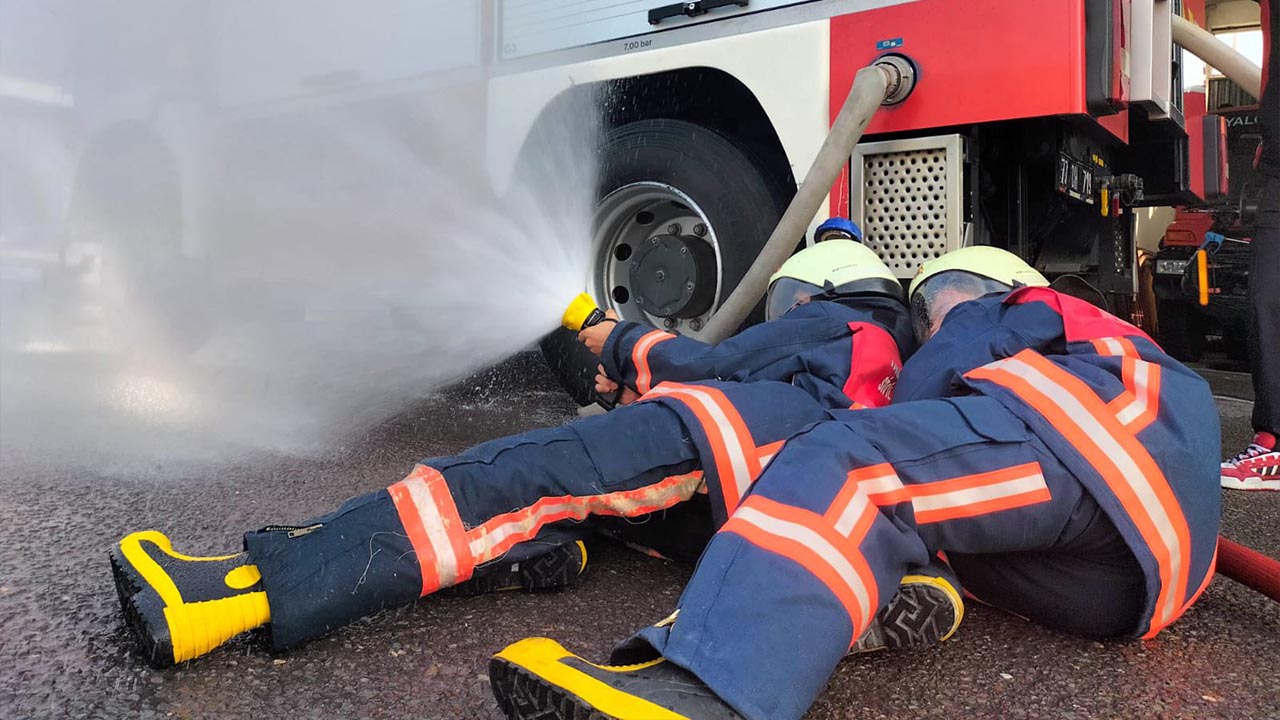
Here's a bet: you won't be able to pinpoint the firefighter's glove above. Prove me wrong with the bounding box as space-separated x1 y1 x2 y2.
595 364 639 406
576 309 619 355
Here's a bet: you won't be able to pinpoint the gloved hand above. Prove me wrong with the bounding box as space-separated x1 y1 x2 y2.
577 309 619 355
595 364 639 406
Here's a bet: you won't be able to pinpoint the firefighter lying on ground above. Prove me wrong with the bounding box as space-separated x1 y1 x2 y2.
486 246 1222 720
111 233 967 671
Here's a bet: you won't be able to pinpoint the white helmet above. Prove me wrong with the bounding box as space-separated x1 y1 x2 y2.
766 240 903 321
908 246 1049 340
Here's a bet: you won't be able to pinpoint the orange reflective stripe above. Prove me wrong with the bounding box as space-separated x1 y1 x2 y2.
1091 336 1139 358
644 383 761 516
466 472 702 563
1092 337 1162 433
1172 546 1217 626
388 465 471 595
967 350 1192 635
1110 356 1162 433
907 463 1051 524
846 464 908 506
426 470 472 585
725 495 877 637
834 463 1049 526
757 440 784 468
632 330 676 394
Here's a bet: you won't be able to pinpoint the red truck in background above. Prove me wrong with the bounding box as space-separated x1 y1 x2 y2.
1154 92 1264 362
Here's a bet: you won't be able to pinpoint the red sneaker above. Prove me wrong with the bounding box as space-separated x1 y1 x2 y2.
1221 432 1280 491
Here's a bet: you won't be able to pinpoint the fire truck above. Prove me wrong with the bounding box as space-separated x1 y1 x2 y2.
5 0 1235 398
484 0 1224 399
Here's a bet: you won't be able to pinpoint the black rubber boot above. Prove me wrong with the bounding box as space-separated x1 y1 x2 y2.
442 540 588 597
849 558 964 654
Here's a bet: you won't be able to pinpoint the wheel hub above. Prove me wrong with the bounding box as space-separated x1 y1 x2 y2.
629 234 717 318
591 182 723 337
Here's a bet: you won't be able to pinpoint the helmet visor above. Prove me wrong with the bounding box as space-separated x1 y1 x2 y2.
766 278 824 321
910 270 1013 342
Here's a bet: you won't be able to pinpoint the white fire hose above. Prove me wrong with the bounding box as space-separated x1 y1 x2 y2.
700 56 916 342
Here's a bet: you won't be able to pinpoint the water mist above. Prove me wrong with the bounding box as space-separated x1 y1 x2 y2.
0 1 599 471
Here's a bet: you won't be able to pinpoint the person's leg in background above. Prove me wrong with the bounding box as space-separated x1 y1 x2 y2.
1223 176 1280 490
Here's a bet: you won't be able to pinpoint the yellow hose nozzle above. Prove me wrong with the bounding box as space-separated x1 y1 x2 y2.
562 292 606 332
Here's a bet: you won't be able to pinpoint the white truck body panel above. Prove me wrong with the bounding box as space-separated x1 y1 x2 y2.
487 19 833 238
498 0 818 60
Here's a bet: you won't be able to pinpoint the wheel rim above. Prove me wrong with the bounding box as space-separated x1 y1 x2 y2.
591 182 722 338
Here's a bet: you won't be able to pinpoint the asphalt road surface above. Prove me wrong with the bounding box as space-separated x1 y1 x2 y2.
2 357 1278 720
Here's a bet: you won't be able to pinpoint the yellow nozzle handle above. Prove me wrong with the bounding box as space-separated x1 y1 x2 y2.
562 293 606 332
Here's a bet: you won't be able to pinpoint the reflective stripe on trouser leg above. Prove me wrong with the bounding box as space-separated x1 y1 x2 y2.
246 401 700 650
635 398 1111 720
966 349 1195 637
640 380 832 526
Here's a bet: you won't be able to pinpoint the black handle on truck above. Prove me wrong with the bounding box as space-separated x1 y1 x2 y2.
649 0 749 25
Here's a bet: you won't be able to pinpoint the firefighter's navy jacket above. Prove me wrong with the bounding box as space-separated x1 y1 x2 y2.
599 296 915 410
897 286 1221 638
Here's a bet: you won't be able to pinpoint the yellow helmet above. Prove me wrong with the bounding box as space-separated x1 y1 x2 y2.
907 246 1049 341
766 240 902 321
908 246 1048 299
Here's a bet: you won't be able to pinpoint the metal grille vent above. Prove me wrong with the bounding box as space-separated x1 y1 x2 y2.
851 135 966 278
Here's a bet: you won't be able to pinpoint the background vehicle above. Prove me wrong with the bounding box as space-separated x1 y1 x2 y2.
1154 100 1264 362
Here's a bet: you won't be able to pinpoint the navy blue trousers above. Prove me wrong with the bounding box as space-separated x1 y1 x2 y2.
244 381 829 650
633 397 1143 720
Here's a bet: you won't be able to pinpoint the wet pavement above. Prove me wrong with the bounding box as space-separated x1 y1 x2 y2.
2 357 1278 720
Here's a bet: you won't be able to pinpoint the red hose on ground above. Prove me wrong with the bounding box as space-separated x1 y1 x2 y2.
1217 536 1280 603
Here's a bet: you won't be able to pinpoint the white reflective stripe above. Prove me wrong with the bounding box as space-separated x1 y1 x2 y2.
647 386 754 499
1101 338 1125 356
1115 360 1153 427
735 505 871 622
858 472 904 497
911 473 1047 515
468 477 700 561
832 486 872 537
998 357 1183 623
469 498 579 558
402 475 460 586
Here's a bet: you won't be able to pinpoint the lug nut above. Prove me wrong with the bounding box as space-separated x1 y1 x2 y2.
667 223 681 235
679 246 688 255
651 237 660 245
689 318 704 331
636 297 645 306
686 281 695 290
693 223 707 237
663 318 676 329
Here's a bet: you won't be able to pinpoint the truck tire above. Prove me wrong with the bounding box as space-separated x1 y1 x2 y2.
541 119 790 406
1156 299 1208 362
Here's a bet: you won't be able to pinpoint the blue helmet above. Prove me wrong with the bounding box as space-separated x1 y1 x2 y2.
815 217 863 243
